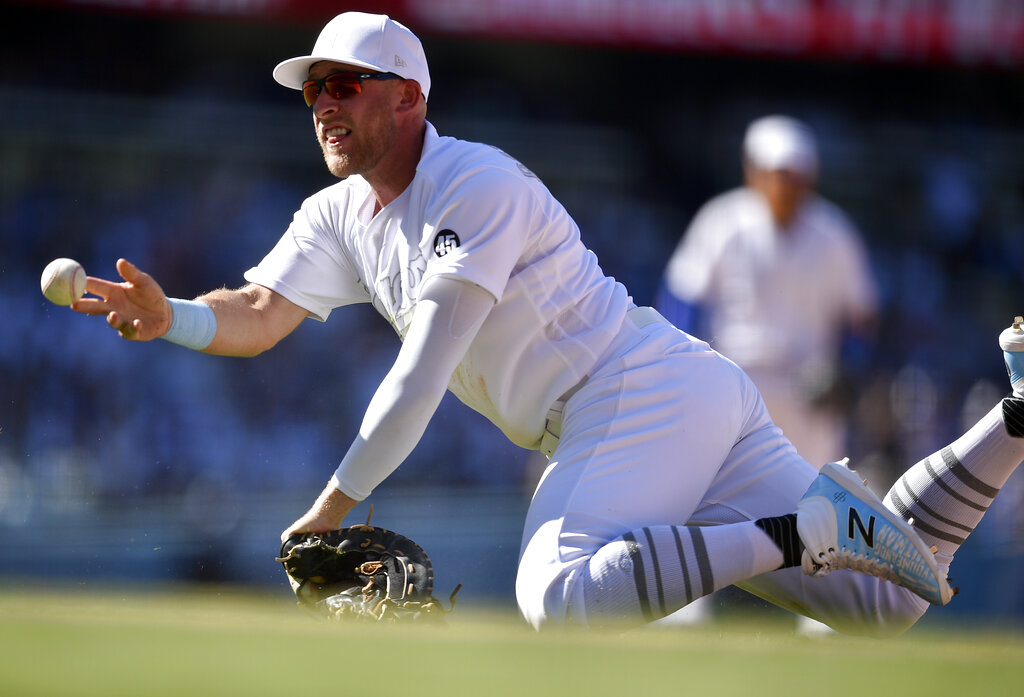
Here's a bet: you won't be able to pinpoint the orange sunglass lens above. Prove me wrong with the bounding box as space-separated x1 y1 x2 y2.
302 74 363 106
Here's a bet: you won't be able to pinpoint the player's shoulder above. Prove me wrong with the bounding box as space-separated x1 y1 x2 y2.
295 177 371 228
300 175 367 201
305 175 369 203
712 187 758 209
418 124 543 193
695 187 759 216
802 193 861 237
689 187 760 232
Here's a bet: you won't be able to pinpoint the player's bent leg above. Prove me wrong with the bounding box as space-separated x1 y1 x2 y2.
516 516 795 631
515 310 993 633
577 521 791 629
517 317 774 629
516 452 938 634
675 420 941 635
516 490 931 635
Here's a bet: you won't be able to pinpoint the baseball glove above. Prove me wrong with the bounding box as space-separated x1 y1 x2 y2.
277 512 460 623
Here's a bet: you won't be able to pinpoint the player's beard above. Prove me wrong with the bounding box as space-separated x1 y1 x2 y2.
319 100 398 180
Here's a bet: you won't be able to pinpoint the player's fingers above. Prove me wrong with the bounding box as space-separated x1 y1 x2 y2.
282 516 317 542
281 515 311 542
84 275 121 300
116 257 134 280
282 511 346 542
281 526 320 543
70 296 113 316
105 311 136 340
281 524 302 543
116 258 150 285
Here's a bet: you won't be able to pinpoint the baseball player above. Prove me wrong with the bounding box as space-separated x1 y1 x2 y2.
72 12 1024 634
659 115 878 468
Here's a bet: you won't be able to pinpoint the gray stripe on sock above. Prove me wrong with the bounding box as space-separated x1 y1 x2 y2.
622 532 653 623
940 447 999 499
671 527 694 606
899 472 975 534
690 528 714 597
888 485 967 546
641 527 667 619
927 453 989 512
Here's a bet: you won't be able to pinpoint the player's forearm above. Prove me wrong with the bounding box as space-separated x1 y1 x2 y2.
194 284 306 357
332 371 447 499
332 277 494 499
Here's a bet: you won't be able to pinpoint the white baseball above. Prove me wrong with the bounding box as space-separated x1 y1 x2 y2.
40 258 87 306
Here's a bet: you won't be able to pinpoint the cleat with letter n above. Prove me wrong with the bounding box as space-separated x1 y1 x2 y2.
796 459 953 606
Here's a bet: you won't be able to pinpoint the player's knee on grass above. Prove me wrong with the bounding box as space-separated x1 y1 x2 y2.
515 538 686 631
515 562 581 630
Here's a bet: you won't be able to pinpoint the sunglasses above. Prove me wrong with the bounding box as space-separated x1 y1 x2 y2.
301 71 403 107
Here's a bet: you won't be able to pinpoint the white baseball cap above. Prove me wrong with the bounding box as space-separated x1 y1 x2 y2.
743 116 818 179
273 12 431 101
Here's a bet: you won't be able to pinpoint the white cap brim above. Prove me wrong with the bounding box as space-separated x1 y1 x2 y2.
271 12 431 101
273 55 390 90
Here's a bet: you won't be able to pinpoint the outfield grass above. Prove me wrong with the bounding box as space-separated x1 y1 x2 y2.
0 586 1021 697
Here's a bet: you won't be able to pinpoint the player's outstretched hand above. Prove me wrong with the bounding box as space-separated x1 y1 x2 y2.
281 484 359 542
72 258 172 342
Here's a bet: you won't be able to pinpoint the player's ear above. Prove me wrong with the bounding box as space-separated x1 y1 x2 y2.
395 79 424 112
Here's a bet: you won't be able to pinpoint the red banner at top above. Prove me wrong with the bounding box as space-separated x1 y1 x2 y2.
405 0 1024 68
27 0 1024 68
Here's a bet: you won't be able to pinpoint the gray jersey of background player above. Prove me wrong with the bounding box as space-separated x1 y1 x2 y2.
71 12 1024 632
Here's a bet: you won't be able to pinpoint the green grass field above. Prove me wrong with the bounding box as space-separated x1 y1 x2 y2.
1 585 1021 697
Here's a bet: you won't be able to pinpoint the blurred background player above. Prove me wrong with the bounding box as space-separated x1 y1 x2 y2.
658 115 879 469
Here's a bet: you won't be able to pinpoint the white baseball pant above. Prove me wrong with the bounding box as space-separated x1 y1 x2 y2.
515 308 929 635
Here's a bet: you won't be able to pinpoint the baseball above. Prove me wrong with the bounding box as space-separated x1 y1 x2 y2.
40 258 87 306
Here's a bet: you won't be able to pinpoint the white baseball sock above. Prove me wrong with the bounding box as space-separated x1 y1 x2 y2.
884 398 1024 570
578 521 785 628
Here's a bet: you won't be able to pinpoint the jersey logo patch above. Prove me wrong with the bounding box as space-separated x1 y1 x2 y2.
434 230 460 257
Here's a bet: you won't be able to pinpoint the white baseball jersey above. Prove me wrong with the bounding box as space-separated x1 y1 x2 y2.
663 187 877 374
245 121 630 450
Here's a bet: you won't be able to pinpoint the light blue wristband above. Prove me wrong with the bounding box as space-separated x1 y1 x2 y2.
162 298 217 351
